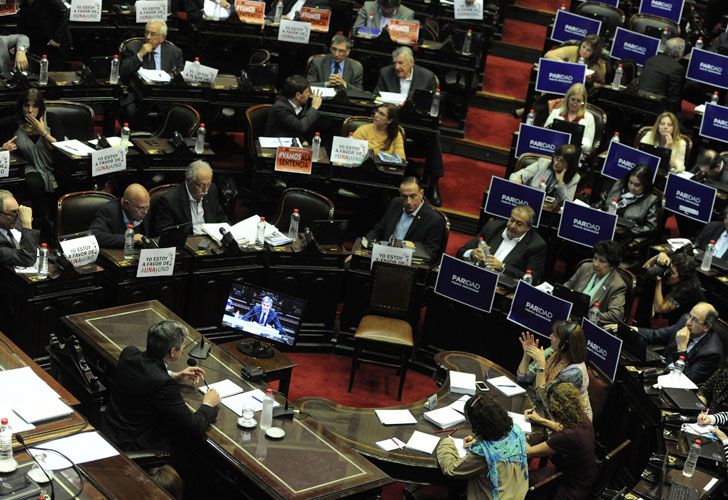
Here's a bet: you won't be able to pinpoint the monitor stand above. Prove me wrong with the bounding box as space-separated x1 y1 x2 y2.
236 339 274 359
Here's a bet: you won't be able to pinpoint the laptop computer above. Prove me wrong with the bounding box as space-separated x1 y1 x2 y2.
310 219 349 246
548 119 585 149
638 143 672 171
680 432 726 463
412 88 434 112
662 387 706 413
157 222 190 249
616 216 636 229
616 320 665 365
552 283 591 319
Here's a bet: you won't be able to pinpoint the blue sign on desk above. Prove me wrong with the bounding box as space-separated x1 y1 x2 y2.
664 173 716 224
687 48 728 90
639 0 684 23
484 176 545 228
699 103 728 144
582 319 622 382
558 201 617 248
535 58 586 95
551 10 602 43
601 141 661 182
434 254 499 313
515 123 572 158
610 27 660 66
508 281 572 338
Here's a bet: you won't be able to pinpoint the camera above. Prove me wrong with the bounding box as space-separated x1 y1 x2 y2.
643 263 672 279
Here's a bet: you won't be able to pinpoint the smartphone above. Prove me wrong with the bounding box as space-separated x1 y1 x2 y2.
475 381 489 392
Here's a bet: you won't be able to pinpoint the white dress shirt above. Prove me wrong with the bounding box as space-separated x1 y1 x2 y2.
185 183 206 235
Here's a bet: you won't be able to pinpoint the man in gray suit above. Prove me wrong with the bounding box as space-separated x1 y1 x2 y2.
0 34 29 76
307 35 363 91
0 190 39 268
353 0 414 30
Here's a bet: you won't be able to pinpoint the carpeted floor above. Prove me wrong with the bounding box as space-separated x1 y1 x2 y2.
464 108 520 148
440 153 503 215
482 55 534 99
502 19 549 49
515 0 563 12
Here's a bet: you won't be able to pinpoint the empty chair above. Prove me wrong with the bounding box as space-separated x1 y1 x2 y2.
270 188 335 233
56 191 116 240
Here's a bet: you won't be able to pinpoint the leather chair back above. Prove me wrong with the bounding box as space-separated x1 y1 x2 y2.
306 53 326 75
119 37 144 54
369 262 417 320
514 153 549 173
633 125 651 147
437 210 450 263
155 104 200 138
56 191 116 241
149 183 177 237
271 188 335 233
342 116 407 142
627 13 679 39
46 101 95 140
574 2 625 38
249 49 271 66
587 363 612 421
586 103 608 153
615 266 636 321
244 104 272 153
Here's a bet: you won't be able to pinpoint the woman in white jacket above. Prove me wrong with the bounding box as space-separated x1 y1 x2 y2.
544 83 596 154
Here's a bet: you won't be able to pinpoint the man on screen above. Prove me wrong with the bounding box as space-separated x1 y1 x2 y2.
242 296 283 332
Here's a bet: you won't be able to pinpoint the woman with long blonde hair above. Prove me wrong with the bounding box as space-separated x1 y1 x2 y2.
640 111 687 172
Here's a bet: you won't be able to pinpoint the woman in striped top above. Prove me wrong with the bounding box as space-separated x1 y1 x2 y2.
697 411 728 462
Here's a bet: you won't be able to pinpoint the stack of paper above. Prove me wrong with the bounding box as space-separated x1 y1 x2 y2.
488 376 526 396
423 406 466 429
29 432 118 470
53 139 96 157
449 371 476 395
199 381 280 416
376 437 406 451
374 409 417 425
137 68 171 83
405 430 440 454
377 91 406 105
259 137 294 148
201 216 280 245
656 373 698 390
508 411 532 433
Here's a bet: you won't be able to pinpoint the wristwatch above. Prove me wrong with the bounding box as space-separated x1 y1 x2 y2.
534 366 545 373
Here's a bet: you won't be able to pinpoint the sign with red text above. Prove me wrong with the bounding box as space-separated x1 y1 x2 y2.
59 235 99 268
274 147 313 175
70 0 102 22
135 0 167 23
299 7 331 32
330 136 369 165
91 147 126 177
0 1 17 16
234 0 265 24
388 19 419 45
278 19 311 44
136 247 176 277
0 150 8 178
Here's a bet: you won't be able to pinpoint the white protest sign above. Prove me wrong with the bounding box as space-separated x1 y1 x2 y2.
91 147 127 177
277 19 311 44
70 0 102 22
136 0 168 22
181 60 219 84
59 235 99 268
0 150 9 178
371 243 413 269
136 247 176 277
454 0 483 20
330 136 369 165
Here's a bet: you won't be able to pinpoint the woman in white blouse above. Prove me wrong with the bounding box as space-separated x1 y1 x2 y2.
544 83 596 154
640 111 687 173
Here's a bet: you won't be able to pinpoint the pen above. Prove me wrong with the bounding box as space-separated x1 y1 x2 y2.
251 395 263 404
435 427 460 434
496 384 517 388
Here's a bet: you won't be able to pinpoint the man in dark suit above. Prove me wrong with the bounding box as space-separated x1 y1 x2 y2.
155 160 228 236
692 149 728 184
353 0 414 30
89 184 151 249
696 207 728 258
101 319 220 452
242 296 284 332
638 37 685 114
456 205 547 284
264 74 323 138
0 34 29 76
184 0 231 24
365 176 446 262
18 0 71 70
0 190 39 267
634 302 723 384
307 35 363 91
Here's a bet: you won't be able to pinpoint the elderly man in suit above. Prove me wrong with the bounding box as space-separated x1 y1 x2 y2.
307 35 363 91
0 34 29 76
0 190 38 267
155 160 228 236
89 183 152 248
264 74 323 139
353 0 414 30
638 37 685 115
457 205 547 284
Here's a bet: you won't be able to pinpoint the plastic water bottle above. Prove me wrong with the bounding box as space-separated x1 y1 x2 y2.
256 217 266 246
695 37 703 50
0 418 17 473
473 237 487 267
659 28 670 53
311 132 321 162
274 0 283 23
191 57 201 86
588 302 600 323
462 29 473 56
612 64 623 90
430 87 441 117
673 355 686 378
577 56 585 65
124 224 135 260
608 197 619 215
39 54 49 86
682 439 701 477
109 54 120 84
367 12 374 28
701 240 715 271
538 178 546 191
522 269 533 284
120 122 131 151
288 208 300 240
711 91 719 105
38 243 48 279
611 132 620 143
260 388 274 430
195 123 206 154
525 109 536 125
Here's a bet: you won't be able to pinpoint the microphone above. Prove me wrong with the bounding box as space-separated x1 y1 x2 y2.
188 335 211 360
218 227 239 253
272 390 297 420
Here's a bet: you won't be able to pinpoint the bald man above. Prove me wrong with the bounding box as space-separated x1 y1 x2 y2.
89 184 151 248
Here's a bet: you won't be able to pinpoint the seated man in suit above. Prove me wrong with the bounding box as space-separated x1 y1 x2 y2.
155 160 228 236
0 34 29 75
184 0 231 24
374 46 444 206
692 149 728 184
638 37 685 115
456 205 547 284
307 35 363 91
0 190 39 267
353 0 414 30
242 296 284 332
364 176 446 262
264 74 323 139
696 206 728 257
89 183 151 249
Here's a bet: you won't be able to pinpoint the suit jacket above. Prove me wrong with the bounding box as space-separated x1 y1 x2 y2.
602 184 661 240
564 262 627 324
353 1 415 29
365 198 445 262
119 40 184 83
638 53 684 113
101 346 218 452
374 64 437 97
307 54 364 91
0 34 29 76
696 221 727 256
263 98 320 138
155 182 228 236
637 314 724 384
456 220 548 283
18 0 70 51
241 305 283 332
89 200 151 249
0 227 39 268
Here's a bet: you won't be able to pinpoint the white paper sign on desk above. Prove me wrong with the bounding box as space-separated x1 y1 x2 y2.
277 19 311 44
136 0 168 22
59 235 99 268
377 91 406 105
29 431 119 470
454 0 483 20
70 0 102 22
0 150 8 178
181 60 219 84
91 146 126 177
371 243 413 270
330 136 369 166
375 409 417 425
136 247 176 277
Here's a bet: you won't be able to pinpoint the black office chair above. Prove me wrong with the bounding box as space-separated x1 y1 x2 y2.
586 102 608 155
305 53 326 76
587 439 632 498
341 115 407 141
614 266 636 322
131 104 201 140
56 191 116 241
270 188 335 233
46 101 95 141
574 1 625 39
148 183 177 237
627 13 679 39
118 38 182 61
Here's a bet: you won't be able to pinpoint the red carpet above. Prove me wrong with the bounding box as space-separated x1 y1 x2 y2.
515 0 563 12
446 231 471 256
502 19 548 50
441 153 503 215
465 108 520 148
482 56 534 99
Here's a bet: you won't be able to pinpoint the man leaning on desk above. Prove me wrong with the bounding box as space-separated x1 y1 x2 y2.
0 190 39 267
264 75 323 139
89 184 151 248
307 35 363 91
691 149 728 185
353 0 414 30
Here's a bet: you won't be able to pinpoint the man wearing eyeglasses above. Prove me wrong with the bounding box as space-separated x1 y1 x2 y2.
307 35 363 91
155 160 228 236
456 205 547 284
89 183 152 248
0 190 39 267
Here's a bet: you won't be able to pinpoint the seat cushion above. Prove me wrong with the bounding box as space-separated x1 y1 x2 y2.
355 315 413 346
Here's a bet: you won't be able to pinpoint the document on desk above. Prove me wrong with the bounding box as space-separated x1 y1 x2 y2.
0 406 35 433
259 137 294 148
423 406 466 429
447 395 471 414
656 373 698 390
377 92 406 106
0 367 62 404
508 411 532 433
201 222 233 243
13 398 73 424
375 437 406 452
53 139 96 157
29 431 118 471
488 376 526 396
375 409 417 425
199 379 245 399
405 430 440 454
449 371 476 395
137 68 171 83
221 389 280 415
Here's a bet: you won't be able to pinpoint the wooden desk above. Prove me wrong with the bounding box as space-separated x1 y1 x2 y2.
60 301 392 499
220 340 297 395
630 464 721 499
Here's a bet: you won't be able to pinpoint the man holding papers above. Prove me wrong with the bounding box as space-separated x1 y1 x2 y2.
89 183 152 248
0 190 39 267
264 75 323 139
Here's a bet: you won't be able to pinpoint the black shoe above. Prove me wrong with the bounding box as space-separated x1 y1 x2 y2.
427 180 442 207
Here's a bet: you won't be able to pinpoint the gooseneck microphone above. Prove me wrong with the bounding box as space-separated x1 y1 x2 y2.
188 335 211 360
219 227 239 253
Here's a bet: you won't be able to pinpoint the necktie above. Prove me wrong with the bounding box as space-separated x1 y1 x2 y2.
260 312 267 325
334 62 341 74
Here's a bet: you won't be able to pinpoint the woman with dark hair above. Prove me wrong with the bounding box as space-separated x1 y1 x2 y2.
437 394 528 499
564 240 627 324
352 103 405 159
640 112 687 172
545 34 607 85
600 164 661 241
509 143 581 203
517 321 592 420
525 382 598 500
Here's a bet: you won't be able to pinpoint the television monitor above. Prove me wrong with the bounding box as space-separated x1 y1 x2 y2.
221 281 306 358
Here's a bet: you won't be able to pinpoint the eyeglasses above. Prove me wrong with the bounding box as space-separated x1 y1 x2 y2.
507 217 526 228
123 198 150 212
568 97 585 105
0 210 18 218
144 30 162 37
190 180 212 191
688 314 705 325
